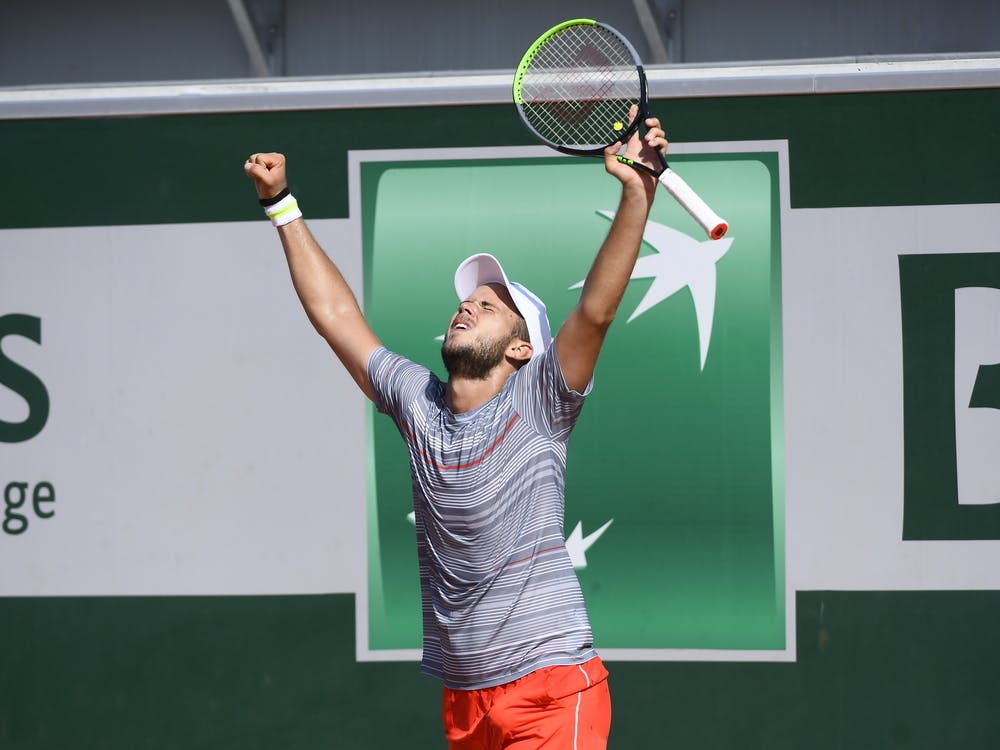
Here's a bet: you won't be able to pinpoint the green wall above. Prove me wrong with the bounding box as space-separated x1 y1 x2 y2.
3 84 1000 748
3 592 999 748
3 88 999 231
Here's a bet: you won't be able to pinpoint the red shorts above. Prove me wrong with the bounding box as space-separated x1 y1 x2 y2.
442 657 611 750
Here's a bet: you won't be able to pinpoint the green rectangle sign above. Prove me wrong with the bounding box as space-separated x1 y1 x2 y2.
360 147 785 655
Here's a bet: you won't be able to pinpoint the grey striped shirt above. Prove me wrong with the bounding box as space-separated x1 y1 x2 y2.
368 345 597 690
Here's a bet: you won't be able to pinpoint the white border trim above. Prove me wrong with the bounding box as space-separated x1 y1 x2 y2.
351 140 796 663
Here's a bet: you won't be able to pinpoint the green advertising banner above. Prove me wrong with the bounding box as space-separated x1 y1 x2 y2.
4 74 1000 749
359 145 785 656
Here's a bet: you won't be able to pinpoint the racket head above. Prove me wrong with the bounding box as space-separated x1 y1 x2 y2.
513 19 647 156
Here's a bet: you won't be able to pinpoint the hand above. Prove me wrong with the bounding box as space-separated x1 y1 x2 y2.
603 107 668 196
244 152 288 201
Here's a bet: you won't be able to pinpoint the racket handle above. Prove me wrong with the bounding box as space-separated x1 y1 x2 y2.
657 168 728 240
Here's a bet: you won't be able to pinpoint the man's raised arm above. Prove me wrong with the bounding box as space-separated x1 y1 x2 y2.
554 115 667 392
245 152 381 401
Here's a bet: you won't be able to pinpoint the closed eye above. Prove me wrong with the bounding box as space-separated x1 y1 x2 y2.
461 299 497 313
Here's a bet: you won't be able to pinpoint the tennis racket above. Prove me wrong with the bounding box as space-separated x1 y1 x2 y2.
513 18 728 240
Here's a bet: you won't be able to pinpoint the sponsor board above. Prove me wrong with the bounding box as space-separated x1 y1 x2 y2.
351 143 790 660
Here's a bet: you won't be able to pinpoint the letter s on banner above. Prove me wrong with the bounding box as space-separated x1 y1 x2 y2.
0 314 50 444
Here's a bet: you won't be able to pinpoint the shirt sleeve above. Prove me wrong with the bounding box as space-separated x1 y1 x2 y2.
513 345 592 440
366 346 435 428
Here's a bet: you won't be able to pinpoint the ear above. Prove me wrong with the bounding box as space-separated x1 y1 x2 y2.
507 339 533 363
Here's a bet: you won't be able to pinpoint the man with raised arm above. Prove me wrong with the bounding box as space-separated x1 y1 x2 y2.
244 112 667 750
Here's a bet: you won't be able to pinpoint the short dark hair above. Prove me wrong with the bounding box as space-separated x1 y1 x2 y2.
510 315 530 345
508 315 531 369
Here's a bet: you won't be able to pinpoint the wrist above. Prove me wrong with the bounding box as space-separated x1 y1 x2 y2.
262 192 302 227
258 186 290 207
620 178 655 204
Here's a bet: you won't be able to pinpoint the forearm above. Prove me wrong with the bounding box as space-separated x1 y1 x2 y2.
275 217 380 400
554 181 653 391
278 218 363 335
576 182 653 327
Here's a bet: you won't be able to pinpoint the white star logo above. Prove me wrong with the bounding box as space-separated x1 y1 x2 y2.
571 212 735 370
565 519 614 569
406 512 613 571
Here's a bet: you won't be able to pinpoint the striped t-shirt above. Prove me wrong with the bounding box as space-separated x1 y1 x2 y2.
368 344 598 690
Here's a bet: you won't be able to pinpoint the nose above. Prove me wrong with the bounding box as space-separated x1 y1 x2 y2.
458 300 475 316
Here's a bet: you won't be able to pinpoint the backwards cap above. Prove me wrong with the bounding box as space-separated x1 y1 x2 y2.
453 253 552 359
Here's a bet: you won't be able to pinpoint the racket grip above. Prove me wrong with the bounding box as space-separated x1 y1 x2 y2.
657 168 728 240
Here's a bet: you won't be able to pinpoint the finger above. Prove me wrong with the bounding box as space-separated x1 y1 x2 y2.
244 154 271 177
646 139 668 158
244 162 270 181
643 116 665 141
627 129 644 154
257 152 283 169
244 153 264 175
641 118 667 151
244 152 283 170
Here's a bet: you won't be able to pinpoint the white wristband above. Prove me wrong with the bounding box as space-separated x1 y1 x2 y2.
264 194 302 227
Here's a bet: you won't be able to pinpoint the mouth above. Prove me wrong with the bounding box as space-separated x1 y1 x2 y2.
444 319 472 343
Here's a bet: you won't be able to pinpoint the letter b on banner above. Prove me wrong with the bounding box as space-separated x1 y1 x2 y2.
899 253 1000 540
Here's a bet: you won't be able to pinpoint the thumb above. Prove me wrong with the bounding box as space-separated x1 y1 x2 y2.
243 161 270 181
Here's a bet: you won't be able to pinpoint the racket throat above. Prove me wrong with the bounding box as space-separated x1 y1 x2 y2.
615 153 665 179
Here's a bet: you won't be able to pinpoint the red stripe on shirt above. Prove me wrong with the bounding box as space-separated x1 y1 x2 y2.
404 414 521 470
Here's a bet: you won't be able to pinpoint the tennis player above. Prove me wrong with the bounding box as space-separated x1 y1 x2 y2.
245 112 666 750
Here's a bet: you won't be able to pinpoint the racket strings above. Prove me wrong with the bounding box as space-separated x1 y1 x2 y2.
518 25 640 149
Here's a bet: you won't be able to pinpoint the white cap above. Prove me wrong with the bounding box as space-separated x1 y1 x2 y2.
454 253 552 359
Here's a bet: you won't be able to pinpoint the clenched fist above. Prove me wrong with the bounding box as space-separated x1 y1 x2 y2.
244 152 287 201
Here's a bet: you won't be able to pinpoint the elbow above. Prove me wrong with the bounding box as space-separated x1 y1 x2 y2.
307 302 354 340
578 301 617 332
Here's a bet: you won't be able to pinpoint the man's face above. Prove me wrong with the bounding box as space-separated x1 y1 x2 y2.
441 283 525 379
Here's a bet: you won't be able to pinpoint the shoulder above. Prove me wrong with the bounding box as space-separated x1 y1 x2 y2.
369 347 444 413
516 345 592 399
369 346 432 379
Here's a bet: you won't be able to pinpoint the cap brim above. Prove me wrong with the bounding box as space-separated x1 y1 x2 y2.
454 253 509 302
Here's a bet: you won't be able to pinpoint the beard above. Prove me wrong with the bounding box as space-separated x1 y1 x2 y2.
441 333 510 380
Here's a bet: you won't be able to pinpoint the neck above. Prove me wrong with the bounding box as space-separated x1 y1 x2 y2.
445 366 515 414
